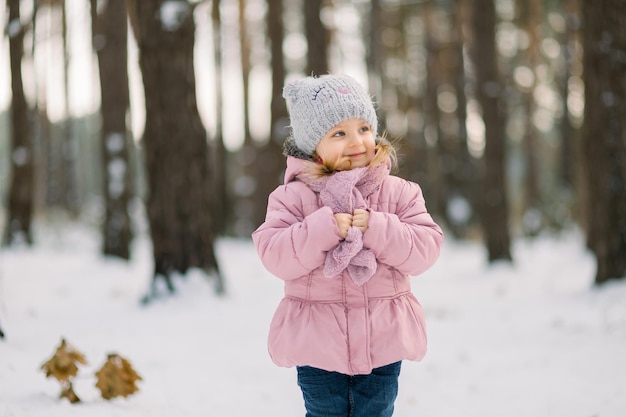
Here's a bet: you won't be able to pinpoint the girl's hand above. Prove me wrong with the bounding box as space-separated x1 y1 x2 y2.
352 209 370 234
334 213 353 239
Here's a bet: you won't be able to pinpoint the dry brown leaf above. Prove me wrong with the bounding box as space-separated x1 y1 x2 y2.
40 338 87 383
95 353 142 400
59 381 81 403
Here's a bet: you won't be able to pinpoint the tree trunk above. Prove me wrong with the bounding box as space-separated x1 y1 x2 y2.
304 0 329 76
400 4 429 200
517 0 543 236
366 0 383 111
450 0 478 237
91 0 133 259
3 0 35 246
470 0 512 262
131 0 224 296
558 0 579 193
233 0 257 237
581 0 626 284
61 0 79 217
210 0 229 235
423 1 445 220
238 0 252 144
253 0 288 231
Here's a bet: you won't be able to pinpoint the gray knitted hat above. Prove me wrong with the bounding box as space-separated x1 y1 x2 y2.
283 74 378 156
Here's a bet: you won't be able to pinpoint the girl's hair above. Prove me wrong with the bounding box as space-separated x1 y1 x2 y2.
303 133 398 178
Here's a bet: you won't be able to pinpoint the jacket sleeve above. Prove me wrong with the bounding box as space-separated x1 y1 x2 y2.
362 179 443 277
252 183 343 281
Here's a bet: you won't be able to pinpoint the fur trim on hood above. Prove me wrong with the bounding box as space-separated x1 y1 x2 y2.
282 136 316 161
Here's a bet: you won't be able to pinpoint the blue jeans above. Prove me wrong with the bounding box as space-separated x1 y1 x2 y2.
296 361 402 417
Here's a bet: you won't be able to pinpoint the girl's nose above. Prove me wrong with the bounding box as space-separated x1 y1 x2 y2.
348 132 363 146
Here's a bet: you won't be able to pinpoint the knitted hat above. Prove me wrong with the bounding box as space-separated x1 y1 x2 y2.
283 74 378 156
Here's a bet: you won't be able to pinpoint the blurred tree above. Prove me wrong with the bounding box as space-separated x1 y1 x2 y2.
60 0 79 217
581 0 626 284
558 0 579 193
449 0 479 237
129 0 224 297
422 1 446 222
3 0 35 246
397 5 430 214
28 1 52 215
90 0 133 259
239 0 252 146
366 0 383 105
35 2 61 214
470 0 512 262
209 0 230 235
305 0 329 75
517 0 543 236
233 0 257 237
252 0 288 229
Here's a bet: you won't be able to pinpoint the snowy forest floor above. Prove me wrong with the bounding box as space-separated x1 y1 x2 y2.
1 225 625 417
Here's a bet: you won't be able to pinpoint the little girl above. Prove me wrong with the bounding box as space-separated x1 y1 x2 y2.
252 74 443 417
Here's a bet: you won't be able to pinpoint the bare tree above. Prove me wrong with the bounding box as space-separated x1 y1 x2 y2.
304 0 329 75
516 0 543 236
558 0 579 194
90 0 133 259
60 0 79 216
470 0 512 262
423 2 445 219
130 0 224 297
210 0 229 235
238 0 252 145
253 0 289 230
3 0 35 246
581 0 626 284
232 0 257 237
449 0 478 237
366 0 383 103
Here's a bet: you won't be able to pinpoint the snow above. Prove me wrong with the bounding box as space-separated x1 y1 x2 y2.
7 19 22 39
1 226 625 417
11 147 28 167
105 133 125 154
159 1 191 32
107 158 126 198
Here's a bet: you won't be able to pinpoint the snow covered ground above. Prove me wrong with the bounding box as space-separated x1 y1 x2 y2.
1 225 625 417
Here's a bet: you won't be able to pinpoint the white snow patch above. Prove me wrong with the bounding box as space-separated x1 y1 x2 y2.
105 133 125 154
159 1 191 32
0 228 625 416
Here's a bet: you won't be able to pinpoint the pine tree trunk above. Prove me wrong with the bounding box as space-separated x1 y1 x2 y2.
423 1 445 222
558 0 579 193
450 0 478 237
517 0 542 236
91 0 133 259
132 0 224 296
305 0 329 76
210 0 229 235
470 0 512 262
581 0 626 284
61 1 79 216
233 0 257 237
254 0 288 231
3 0 35 246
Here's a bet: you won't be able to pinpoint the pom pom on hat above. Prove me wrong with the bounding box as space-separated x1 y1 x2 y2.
282 74 378 156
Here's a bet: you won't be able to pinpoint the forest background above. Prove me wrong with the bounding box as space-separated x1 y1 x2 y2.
1 0 625 294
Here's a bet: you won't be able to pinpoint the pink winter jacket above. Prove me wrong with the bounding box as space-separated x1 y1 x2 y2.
252 156 444 375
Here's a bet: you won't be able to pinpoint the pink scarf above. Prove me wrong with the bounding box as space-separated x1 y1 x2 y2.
308 162 389 286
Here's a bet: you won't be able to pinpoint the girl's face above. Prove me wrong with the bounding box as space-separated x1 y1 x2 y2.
315 118 376 170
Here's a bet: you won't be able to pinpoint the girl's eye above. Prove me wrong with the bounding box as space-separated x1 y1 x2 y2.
360 126 370 133
333 131 345 137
